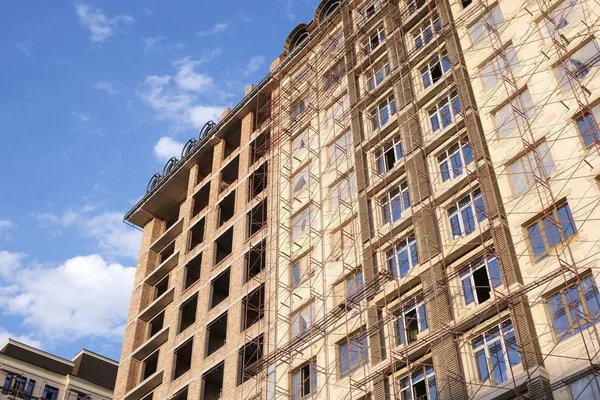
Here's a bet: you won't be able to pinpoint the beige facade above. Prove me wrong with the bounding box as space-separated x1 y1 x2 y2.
115 0 600 399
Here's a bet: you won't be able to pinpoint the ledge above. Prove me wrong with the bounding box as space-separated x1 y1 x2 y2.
145 250 180 286
139 287 175 322
123 370 163 400
150 218 184 253
132 327 170 361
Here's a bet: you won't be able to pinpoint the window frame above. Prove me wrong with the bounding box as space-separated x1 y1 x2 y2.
538 0 584 44
380 180 411 224
480 44 519 90
366 59 392 92
328 130 353 164
397 364 437 400
420 49 452 90
329 172 357 211
292 206 313 242
575 106 600 148
412 13 442 50
375 136 403 174
460 255 502 306
291 360 318 400
447 188 486 238
437 136 473 183
493 88 535 138
323 59 347 91
363 25 386 55
291 301 316 338
394 300 428 346
386 235 418 278
525 203 577 261
370 94 397 131
471 319 521 385
554 39 600 93
428 90 461 133
507 141 555 197
469 4 504 46
338 329 369 377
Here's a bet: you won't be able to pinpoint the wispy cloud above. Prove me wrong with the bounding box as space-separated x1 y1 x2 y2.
196 22 230 36
70 111 91 123
143 36 183 55
93 81 117 95
153 137 184 163
244 55 265 76
15 41 32 58
0 220 15 241
140 7 154 15
74 2 135 43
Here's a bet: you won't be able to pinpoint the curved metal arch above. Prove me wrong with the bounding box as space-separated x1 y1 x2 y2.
199 120 216 141
162 157 179 176
181 138 198 159
314 0 341 24
147 173 162 193
284 23 309 55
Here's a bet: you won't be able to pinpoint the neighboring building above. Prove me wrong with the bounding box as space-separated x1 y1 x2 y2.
115 0 600 399
0 339 117 400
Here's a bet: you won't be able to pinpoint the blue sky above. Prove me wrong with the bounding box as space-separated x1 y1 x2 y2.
0 0 317 361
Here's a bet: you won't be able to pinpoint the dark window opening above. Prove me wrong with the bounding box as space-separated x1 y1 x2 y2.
223 125 242 159
154 276 169 300
384 147 396 170
179 294 198 334
473 266 492 304
196 148 214 185
159 241 175 263
462 0 472 8
431 63 443 84
248 162 268 201
193 182 211 217
405 308 419 344
218 190 236 227
237 335 264 385
149 311 165 338
247 199 267 238
171 386 188 400
165 207 180 230
251 131 270 164
220 156 239 193
201 362 224 400
184 253 202 290
189 218 206 252
206 312 228 357
214 227 234 266
245 240 266 283
173 340 193 380
140 393 154 400
256 92 272 128
210 268 230 309
242 284 265 331
142 351 159 381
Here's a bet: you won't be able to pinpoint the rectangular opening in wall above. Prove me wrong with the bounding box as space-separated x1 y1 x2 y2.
242 284 264 331
201 361 224 400
256 91 272 128
173 339 193 380
154 275 169 300
189 218 205 252
148 311 165 339
159 241 175 263
223 122 242 158
251 131 270 164
184 253 202 290
237 334 264 385
192 182 211 218
473 266 491 303
196 147 214 185
171 386 188 400
217 190 236 227
206 312 228 357
248 162 268 201
245 239 266 283
220 156 239 193
247 199 267 238
165 207 180 230
214 227 234 266
210 268 230 309
142 350 159 381
178 293 198 334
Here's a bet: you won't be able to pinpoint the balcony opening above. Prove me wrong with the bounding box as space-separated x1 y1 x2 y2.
405 308 419 344
142 350 159 381
178 293 198 334
242 284 264 331
206 312 228 357
165 207 180 230
220 156 239 193
250 131 270 164
237 335 263 385
173 339 193 380
248 162 268 201
196 147 214 185
247 199 267 238
214 227 234 266
223 123 242 159
189 218 206 252
148 311 165 338
210 268 230 309
473 266 492 303
171 386 188 400
184 253 202 290
159 241 175 263
154 275 169 300
461 0 472 7
245 240 266 283
193 182 211 218
256 91 272 128
217 190 236 228
201 362 224 400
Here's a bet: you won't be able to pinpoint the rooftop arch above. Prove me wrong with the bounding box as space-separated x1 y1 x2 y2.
314 0 342 24
284 23 309 55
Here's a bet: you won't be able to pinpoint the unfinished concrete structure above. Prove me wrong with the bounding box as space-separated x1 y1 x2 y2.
115 0 600 399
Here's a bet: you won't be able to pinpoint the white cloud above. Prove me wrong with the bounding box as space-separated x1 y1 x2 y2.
153 137 184 163
174 57 213 92
93 81 117 95
196 22 230 36
188 105 223 128
75 2 134 43
143 36 183 55
70 111 92 123
245 55 265 76
0 220 14 231
0 328 42 349
16 41 32 58
0 251 25 279
0 254 135 342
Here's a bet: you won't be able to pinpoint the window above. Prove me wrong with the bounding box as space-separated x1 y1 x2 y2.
555 40 600 92
323 59 346 91
291 302 316 338
407 0 425 15
420 50 451 89
547 275 600 340
539 0 584 43
508 141 555 196
210 268 230 308
568 373 600 399
292 207 312 241
206 313 227 357
398 364 437 400
429 90 461 132
472 320 521 385
494 89 535 138
438 137 473 182
339 330 369 376
370 94 397 131
469 5 504 46
331 218 357 260
394 301 427 345
462 0 472 8
291 255 309 288
322 31 344 56
448 188 486 237
292 65 309 88
293 129 309 154
323 95 350 129
329 131 352 164
173 339 193 379
345 270 364 299
576 105 600 148
461 256 502 305
387 235 418 278
381 181 410 224
179 293 198 333
292 361 317 400
413 13 442 49
292 99 307 121
376 137 403 174
292 166 310 196
364 25 385 55
366 59 391 91
43 385 59 400
480 45 519 90
26 380 36 398
330 173 356 211
242 284 265 330
362 0 381 22
526 203 577 260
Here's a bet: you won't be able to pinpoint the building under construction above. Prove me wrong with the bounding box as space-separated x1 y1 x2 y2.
114 0 600 398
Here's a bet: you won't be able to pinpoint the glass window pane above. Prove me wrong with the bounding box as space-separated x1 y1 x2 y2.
475 350 489 381
527 223 546 257
487 257 502 288
558 204 577 239
462 276 474 304
548 292 570 336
